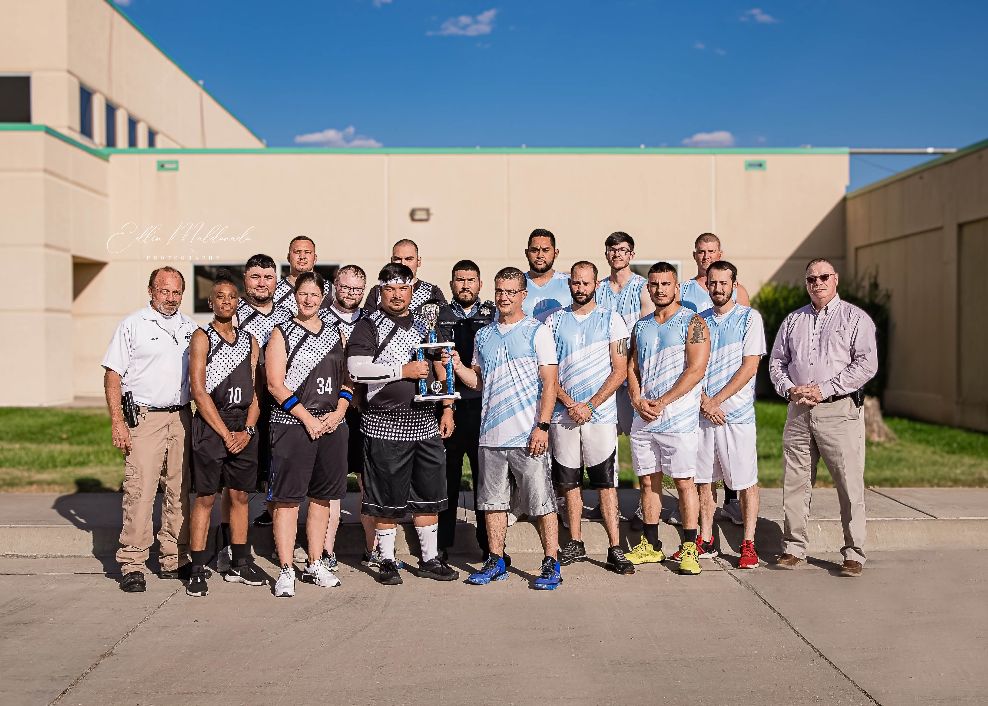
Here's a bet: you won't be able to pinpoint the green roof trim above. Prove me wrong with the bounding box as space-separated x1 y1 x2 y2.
0 123 109 161
101 0 264 146
102 146 850 156
847 137 988 199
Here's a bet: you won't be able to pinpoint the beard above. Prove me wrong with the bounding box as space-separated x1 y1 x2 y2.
572 291 594 306
529 260 553 274
454 290 478 307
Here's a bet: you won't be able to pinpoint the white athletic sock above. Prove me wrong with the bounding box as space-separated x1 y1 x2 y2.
376 528 397 562
415 522 439 563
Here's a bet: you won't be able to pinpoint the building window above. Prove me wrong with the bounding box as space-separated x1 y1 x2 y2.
128 116 138 147
148 128 157 147
105 101 117 146
0 76 31 122
192 265 247 313
79 85 93 138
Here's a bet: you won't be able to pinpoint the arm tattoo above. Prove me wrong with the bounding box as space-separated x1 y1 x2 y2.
617 338 629 356
689 316 706 345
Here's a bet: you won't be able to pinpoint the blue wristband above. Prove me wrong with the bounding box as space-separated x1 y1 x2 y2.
281 395 299 412
338 390 353 403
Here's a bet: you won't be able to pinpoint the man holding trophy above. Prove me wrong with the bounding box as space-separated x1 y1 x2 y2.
346 263 459 586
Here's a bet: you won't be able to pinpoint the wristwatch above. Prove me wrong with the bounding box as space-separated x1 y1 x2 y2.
245 426 256 437
536 421 550 432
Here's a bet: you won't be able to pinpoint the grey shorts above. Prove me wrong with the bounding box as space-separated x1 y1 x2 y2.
477 447 557 517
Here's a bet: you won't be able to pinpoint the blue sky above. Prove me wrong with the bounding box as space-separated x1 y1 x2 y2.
114 0 987 189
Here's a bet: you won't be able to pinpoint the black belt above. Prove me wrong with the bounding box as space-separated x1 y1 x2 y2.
822 390 864 406
146 404 188 413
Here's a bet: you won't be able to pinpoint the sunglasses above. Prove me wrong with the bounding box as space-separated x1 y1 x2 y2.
805 273 835 285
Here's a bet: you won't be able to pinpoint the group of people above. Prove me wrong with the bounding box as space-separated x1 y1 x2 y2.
102 227 878 598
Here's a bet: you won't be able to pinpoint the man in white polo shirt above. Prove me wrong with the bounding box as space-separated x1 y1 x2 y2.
102 266 199 593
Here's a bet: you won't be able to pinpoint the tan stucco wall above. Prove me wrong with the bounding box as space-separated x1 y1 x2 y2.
0 0 262 149
846 142 988 431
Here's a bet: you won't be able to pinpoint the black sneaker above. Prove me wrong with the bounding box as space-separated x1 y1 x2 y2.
223 560 267 586
559 539 588 566
362 547 383 567
417 557 459 581
607 545 636 575
253 509 274 527
377 559 403 585
185 567 209 597
120 571 146 593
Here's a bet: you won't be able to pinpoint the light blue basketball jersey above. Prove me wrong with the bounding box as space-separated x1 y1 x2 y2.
679 278 736 313
522 271 570 322
632 307 702 433
703 305 763 425
546 307 618 424
596 273 646 330
475 317 544 447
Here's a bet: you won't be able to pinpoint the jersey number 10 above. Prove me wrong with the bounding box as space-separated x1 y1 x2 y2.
227 387 242 404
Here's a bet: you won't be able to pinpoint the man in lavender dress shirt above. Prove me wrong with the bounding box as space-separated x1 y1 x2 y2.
768 258 878 577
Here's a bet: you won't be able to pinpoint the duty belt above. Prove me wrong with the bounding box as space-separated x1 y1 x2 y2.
144 404 189 413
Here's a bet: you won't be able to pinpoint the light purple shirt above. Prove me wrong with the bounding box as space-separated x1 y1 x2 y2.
768 293 878 400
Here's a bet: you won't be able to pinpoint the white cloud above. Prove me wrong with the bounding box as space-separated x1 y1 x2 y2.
682 130 736 148
741 8 779 23
693 41 706 50
114 0 132 5
372 0 393 6
714 47 727 56
294 126 382 148
694 41 727 55
429 8 497 37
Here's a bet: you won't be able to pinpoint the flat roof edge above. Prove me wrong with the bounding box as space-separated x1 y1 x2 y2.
847 137 988 199
101 146 851 156
0 123 109 161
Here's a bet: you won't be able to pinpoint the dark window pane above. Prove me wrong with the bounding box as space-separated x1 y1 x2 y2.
0 76 31 122
105 101 117 146
79 85 93 138
148 129 156 147
128 116 137 147
193 264 247 313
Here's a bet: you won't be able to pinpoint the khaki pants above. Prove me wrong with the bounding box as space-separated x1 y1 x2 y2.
782 397 867 564
116 408 191 574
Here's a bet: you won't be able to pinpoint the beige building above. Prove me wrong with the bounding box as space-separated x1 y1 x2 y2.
11 0 985 434
847 139 988 432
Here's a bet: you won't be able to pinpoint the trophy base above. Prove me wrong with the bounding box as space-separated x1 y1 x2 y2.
414 393 462 402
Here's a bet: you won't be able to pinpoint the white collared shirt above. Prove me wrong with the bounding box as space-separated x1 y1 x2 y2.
101 304 199 407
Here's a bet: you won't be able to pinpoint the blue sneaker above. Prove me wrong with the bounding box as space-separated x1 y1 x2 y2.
532 556 563 591
467 554 508 585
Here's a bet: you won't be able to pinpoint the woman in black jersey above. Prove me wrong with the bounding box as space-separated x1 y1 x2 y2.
265 272 353 598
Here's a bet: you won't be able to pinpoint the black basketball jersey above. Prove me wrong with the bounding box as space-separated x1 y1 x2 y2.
270 319 346 425
203 325 254 413
320 305 365 345
236 298 292 348
363 280 446 315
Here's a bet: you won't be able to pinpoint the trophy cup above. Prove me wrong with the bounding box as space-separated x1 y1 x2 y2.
414 302 461 402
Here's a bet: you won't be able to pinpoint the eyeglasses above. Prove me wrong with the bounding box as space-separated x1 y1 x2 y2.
494 288 524 297
805 273 836 285
606 247 632 256
337 285 365 293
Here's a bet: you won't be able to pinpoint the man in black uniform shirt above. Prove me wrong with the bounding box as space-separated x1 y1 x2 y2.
347 263 458 585
362 239 446 314
435 260 495 561
272 235 333 315
186 274 267 596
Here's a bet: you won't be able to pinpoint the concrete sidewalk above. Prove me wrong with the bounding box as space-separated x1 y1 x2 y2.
1 488 986 563
1 550 986 705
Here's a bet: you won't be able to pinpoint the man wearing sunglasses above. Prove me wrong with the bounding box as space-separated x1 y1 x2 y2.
769 259 878 577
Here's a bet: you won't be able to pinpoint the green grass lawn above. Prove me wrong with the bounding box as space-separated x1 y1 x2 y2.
1 403 986 493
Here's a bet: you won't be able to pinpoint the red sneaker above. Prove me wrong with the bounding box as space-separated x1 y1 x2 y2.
738 540 759 569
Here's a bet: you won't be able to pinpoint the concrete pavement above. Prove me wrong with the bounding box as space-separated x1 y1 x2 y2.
1 551 986 705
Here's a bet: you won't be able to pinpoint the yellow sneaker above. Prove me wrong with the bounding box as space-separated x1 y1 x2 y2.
625 536 666 565
678 541 701 575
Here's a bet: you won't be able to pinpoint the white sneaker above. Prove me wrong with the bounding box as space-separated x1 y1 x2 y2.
216 545 232 574
304 561 341 588
274 565 296 597
721 499 744 526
